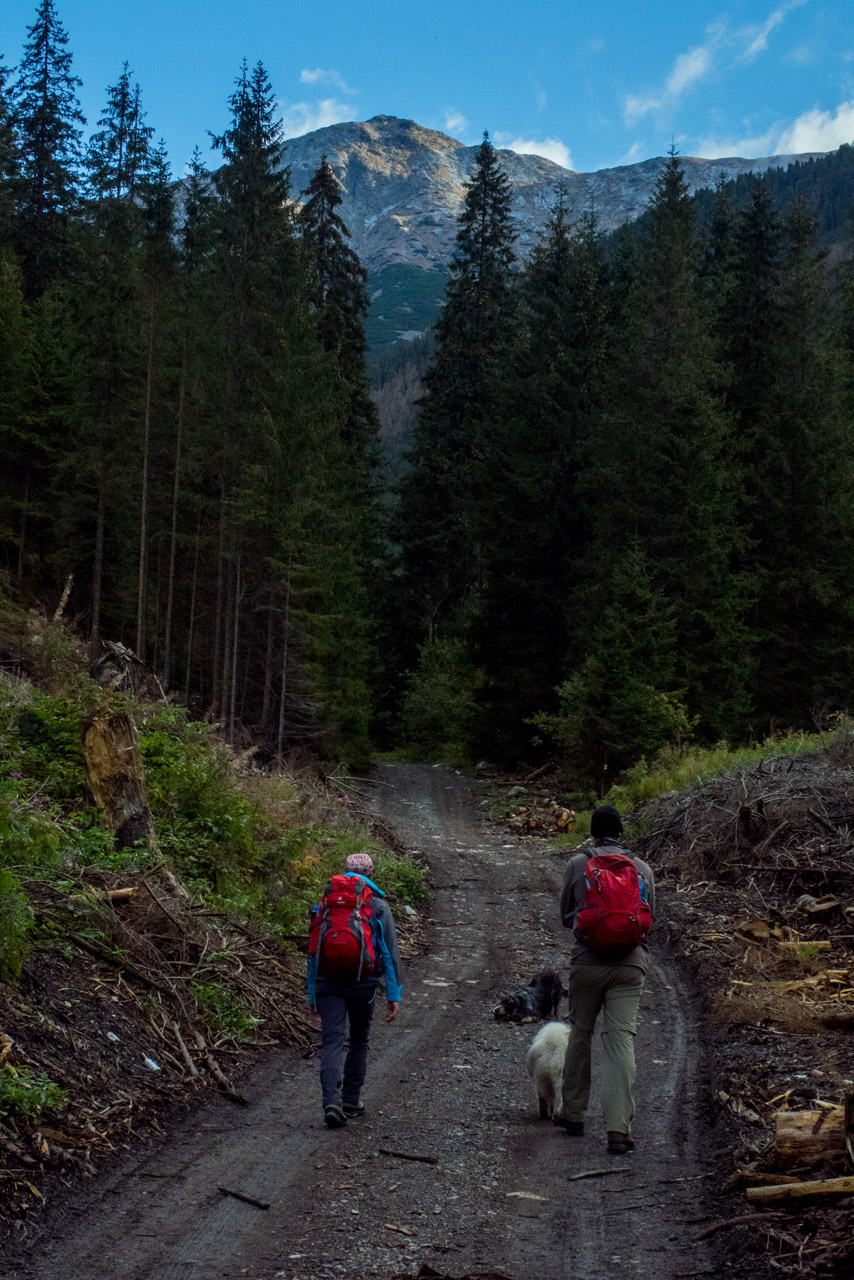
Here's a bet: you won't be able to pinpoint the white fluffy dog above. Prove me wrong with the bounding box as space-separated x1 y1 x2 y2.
526 1020 570 1120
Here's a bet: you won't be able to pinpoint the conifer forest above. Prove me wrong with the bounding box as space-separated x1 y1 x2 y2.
3 0 854 788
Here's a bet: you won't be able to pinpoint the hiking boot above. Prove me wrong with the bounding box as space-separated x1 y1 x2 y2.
607 1131 634 1154
324 1105 347 1129
556 1118 585 1135
342 1101 365 1119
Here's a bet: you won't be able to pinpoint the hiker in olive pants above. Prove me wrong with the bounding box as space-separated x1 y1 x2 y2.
558 805 655 1154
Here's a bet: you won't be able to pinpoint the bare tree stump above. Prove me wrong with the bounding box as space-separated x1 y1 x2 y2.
81 705 153 850
775 1107 846 1168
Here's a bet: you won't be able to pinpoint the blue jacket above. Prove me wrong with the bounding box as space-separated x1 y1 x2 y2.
307 873 404 1007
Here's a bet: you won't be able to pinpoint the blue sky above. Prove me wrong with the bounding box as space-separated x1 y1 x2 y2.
3 0 854 174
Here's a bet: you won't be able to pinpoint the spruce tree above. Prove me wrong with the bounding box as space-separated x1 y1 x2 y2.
11 0 84 294
725 186 854 722
201 61 372 754
0 58 19 244
298 156 378 460
585 152 748 741
86 65 153 202
475 196 611 759
397 133 517 747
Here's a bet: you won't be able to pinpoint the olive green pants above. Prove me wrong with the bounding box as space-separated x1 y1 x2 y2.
561 963 645 1134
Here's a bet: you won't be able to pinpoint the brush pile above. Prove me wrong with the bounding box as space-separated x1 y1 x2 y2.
0 862 315 1229
631 735 854 1276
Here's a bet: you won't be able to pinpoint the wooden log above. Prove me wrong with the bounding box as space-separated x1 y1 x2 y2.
747 1174 854 1203
775 1107 846 1168
81 705 153 850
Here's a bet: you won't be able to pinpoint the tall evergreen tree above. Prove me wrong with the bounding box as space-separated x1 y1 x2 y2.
298 156 378 461
399 132 517 646
11 0 84 294
475 197 611 759
585 152 748 740
55 69 153 643
0 58 19 244
86 65 152 202
725 186 854 722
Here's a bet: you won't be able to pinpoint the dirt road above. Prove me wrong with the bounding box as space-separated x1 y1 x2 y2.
7 765 716 1280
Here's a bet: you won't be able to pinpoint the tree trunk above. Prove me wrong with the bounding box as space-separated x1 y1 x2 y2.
260 593 275 730
17 471 29 579
136 298 156 659
184 513 201 705
228 556 242 743
91 479 106 649
211 495 226 712
276 554 292 760
162 343 186 687
775 1107 847 1168
81 704 153 850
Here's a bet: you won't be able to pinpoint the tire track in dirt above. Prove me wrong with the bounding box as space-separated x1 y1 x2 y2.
6 764 716 1280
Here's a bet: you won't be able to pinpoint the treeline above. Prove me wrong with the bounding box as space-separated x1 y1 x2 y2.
395 137 854 785
0 2 379 759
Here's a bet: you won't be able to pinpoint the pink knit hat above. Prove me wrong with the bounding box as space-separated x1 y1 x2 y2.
346 852 374 876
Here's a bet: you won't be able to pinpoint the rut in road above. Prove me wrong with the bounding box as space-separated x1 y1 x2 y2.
8 764 716 1280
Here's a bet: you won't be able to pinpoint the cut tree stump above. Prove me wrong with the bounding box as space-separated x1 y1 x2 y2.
81 704 153 850
775 1107 847 1168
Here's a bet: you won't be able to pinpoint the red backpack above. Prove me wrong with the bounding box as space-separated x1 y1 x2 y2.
575 851 652 960
309 875 377 980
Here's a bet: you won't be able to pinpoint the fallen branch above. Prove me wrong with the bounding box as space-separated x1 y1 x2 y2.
566 1168 630 1182
217 1185 269 1210
193 1032 247 1104
746 1175 854 1203
695 1211 786 1240
170 1022 198 1077
69 932 171 995
142 878 185 934
378 1147 439 1166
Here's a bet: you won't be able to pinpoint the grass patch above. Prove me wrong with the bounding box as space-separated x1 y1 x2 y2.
549 731 827 850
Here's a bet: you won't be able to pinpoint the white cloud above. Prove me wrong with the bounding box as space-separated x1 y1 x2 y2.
775 99 854 151
504 136 573 169
299 68 356 94
624 23 725 123
280 98 354 139
536 88 547 113
443 109 468 136
696 98 854 158
740 0 807 63
624 1 806 125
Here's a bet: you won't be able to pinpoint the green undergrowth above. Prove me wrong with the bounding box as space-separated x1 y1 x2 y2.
0 613 426 983
0 1065 66 1123
549 729 830 850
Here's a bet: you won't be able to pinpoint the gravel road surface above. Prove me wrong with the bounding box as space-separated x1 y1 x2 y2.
7 765 717 1280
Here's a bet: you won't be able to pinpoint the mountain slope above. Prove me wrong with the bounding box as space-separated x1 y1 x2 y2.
283 114 823 276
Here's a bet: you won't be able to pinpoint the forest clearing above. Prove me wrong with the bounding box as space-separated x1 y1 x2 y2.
2 736 853 1278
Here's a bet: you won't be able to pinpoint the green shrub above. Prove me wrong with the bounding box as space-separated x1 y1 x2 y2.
0 1064 66 1122
0 871 34 981
140 710 256 887
191 982 261 1040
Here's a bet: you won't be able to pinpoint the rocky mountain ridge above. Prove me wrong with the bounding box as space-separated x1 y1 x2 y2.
282 114 824 279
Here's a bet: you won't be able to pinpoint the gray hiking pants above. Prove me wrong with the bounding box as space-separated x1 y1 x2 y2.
562 963 645 1134
315 977 377 1108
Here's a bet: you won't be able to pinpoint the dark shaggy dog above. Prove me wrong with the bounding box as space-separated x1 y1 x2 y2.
493 968 565 1022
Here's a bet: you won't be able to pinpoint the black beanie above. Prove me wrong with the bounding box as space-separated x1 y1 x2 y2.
590 805 623 838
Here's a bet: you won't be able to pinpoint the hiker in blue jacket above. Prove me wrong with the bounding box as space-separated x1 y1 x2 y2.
307 851 404 1129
